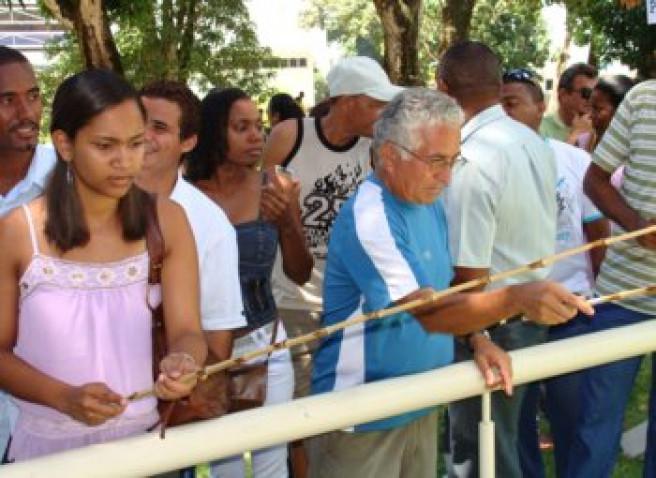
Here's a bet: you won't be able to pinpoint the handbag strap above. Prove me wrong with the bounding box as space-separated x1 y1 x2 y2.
143 194 177 438
145 194 164 286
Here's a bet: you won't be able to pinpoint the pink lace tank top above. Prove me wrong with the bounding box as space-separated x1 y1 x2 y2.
9 205 161 461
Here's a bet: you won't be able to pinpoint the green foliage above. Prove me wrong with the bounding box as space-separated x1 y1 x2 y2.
301 0 551 83
470 0 550 70
556 0 656 78
112 0 273 94
36 32 84 138
313 67 329 102
300 0 382 61
37 0 274 101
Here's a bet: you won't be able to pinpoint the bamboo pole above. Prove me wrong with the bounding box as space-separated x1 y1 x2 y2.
9 321 656 477
128 225 656 401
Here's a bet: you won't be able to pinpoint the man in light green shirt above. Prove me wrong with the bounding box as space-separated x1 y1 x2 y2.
540 62 597 144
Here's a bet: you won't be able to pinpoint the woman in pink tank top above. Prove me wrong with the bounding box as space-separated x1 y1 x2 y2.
0 70 207 462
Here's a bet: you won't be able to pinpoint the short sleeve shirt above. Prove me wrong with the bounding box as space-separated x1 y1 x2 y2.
592 80 656 314
547 139 602 294
0 145 56 217
445 105 557 288
312 174 454 432
170 177 246 330
540 112 570 142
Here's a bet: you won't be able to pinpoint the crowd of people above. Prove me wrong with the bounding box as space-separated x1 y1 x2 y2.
0 38 654 478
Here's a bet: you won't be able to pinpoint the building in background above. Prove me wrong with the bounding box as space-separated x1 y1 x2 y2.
246 0 341 110
0 1 64 68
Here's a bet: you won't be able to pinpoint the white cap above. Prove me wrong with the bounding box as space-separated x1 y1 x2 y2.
327 56 404 101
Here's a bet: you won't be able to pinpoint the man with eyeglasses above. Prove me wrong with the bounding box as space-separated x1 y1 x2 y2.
540 62 597 146
307 87 590 478
437 41 559 478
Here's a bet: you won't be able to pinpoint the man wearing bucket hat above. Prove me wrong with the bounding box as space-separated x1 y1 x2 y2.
262 56 402 475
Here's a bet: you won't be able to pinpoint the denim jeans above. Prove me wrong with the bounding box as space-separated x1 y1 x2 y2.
564 303 656 478
449 320 547 478
518 312 595 478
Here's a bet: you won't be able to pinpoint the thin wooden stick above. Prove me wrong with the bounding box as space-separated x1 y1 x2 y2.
127 225 656 402
587 284 656 307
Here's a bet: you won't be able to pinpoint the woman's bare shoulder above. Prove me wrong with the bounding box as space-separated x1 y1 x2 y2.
0 199 42 263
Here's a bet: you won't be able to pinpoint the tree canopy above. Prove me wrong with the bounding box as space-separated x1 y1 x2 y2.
301 0 550 84
554 0 656 78
37 0 274 96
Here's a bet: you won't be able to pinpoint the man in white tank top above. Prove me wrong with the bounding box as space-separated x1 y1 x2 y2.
0 47 55 461
262 56 402 474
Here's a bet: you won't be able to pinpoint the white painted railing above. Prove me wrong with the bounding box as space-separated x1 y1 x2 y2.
4 320 656 477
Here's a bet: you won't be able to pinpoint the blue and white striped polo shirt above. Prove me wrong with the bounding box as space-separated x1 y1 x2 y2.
312 174 454 432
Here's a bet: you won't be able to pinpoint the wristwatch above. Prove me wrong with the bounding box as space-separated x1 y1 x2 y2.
463 329 492 351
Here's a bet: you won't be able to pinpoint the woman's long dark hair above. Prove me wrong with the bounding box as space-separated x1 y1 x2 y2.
594 75 634 110
45 69 149 253
185 87 249 181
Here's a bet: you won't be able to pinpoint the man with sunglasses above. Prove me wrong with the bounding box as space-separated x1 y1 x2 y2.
437 41 559 478
540 62 597 146
500 69 609 478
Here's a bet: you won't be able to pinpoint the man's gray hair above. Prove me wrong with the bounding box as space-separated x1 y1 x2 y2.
372 88 464 163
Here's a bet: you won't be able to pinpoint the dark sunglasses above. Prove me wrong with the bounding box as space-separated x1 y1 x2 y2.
503 68 537 83
571 87 593 100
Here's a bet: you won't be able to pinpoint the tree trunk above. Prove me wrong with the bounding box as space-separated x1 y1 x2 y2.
42 0 123 74
438 0 477 56
174 0 198 82
587 35 598 68
373 0 423 86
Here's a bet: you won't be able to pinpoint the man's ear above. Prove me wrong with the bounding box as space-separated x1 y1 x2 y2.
180 133 197 155
556 87 568 106
377 142 398 173
538 100 547 117
51 130 73 162
437 78 449 94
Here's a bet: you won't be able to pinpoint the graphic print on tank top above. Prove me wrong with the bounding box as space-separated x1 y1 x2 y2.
301 162 366 260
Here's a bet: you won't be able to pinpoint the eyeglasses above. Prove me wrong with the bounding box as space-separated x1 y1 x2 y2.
503 68 538 84
388 140 465 171
571 87 593 100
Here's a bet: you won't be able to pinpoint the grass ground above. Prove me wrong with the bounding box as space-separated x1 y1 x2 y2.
437 356 651 477
196 357 651 478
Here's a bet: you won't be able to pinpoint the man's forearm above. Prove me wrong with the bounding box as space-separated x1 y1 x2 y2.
584 164 642 232
413 288 520 335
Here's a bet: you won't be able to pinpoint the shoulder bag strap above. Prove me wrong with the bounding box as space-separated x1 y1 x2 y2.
145 193 164 286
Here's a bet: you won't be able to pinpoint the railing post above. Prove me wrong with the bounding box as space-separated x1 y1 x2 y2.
479 390 495 478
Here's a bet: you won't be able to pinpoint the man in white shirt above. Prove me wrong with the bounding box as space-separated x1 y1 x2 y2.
0 46 56 460
500 69 609 478
437 41 558 478
136 80 245 361
136 81 247 478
